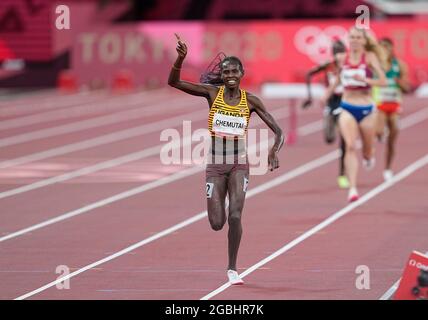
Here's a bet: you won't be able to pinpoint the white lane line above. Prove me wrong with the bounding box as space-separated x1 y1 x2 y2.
397 108 428 129
0 88 169 118
1 107 426 240
297 119 323 136
295 107 428 139
0 91 95 113
11 107 428 299
0 109 207 170
0 108 289 241
0 89 57 103
0 93 105 118
13 148 339 300
379 279 401 300
0 89 186 131
0 92 138 129
1 95 292 167
0 144 161 200
0 96 199 148
1 165 203 244
201 153 428 300
0 108 288 200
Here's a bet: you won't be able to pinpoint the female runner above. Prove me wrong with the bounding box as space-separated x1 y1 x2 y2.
373 37 410 180
324 27 387 202
302 40 349 188
168 35 284 284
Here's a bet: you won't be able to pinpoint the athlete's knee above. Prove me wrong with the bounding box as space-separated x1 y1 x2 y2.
211 224 223 231
387 136 396 151
324 123 336 144
325 136 335 144
209 218 225 231
389 127 399 140
208 211 226 231
363 149 374 160
345 142 358 153
228 210 242 226
340 139 346 151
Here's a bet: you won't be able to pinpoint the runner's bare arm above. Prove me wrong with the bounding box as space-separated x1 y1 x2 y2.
248 94 284 171
321 72 340 106
397 59 411 93
302 62 332 108
168 34 217 98
365 52 387 87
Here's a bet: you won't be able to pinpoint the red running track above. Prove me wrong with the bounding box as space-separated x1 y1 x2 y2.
0 89 427 300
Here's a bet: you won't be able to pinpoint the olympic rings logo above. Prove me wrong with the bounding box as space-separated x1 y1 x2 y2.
294 26 349 63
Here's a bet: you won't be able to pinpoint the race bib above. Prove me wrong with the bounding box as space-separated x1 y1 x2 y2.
206 183 214 198
378 87 400 102
212 113 247 136
243 176 249 192
327 72 343 94
341 68 367 87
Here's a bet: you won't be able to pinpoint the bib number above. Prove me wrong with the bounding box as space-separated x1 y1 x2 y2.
378 87 400 102
341 68 367 87
206 183 214 198
212 113 246 136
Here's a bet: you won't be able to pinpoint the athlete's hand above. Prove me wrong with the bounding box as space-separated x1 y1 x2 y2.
268 149 279 172
175 33 187 59
352 74 365 82
301 99 312 109
319 93 329 107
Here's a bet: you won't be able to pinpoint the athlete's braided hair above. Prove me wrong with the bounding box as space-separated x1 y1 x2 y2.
200 53 244 85
332 39 346 55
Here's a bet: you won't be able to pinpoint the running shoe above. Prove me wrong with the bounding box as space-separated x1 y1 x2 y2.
383 170 393 181
348 187 359 203
227 270 244 285
362 157 376 171
337 175 350 189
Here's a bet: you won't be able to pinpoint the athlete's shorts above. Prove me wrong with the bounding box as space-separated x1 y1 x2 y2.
377 102 401 115
340 101 373 123
206 162 249 179
206 136 249 179
206 154 249 179
325 94 343 121
206 165 249 199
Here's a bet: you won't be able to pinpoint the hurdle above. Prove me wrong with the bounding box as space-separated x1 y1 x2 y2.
415 82 428 98
261 83 325 145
